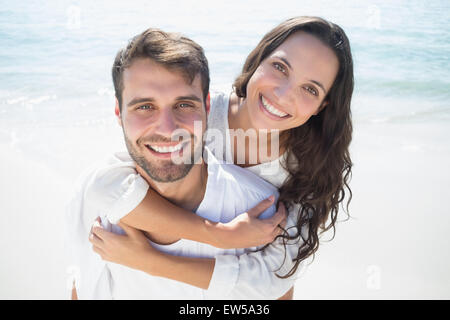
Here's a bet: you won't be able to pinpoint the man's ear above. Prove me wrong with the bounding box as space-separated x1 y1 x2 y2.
314 100 328 115
205 92 210 115
115 98 123 127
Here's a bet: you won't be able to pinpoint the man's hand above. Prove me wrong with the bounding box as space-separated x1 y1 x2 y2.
71 284 78 300
89 218 158 273
209 197 287 249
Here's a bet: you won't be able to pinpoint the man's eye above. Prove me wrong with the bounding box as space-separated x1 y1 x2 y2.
178 103 193 109
138 104 153 110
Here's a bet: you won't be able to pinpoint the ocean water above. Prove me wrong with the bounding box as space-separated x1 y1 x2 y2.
0 0 449 173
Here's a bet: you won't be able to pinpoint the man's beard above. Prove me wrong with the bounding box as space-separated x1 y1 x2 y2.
123 133 204 183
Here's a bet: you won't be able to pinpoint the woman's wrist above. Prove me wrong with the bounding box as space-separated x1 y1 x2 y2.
203 220 227 248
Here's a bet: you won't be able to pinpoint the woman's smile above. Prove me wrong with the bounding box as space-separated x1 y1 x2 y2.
259 94 292 120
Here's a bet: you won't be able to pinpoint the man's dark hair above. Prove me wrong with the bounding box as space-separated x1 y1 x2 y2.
112 28 210 111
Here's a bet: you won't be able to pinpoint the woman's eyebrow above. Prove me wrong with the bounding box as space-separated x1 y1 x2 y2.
277 56 293 71
275 56 327 95
309 80 326 95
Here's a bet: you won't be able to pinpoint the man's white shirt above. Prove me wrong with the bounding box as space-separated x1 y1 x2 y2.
66 148 297 299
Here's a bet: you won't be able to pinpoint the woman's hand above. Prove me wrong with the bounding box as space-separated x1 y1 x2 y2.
89 218 158 273
209 197 287 249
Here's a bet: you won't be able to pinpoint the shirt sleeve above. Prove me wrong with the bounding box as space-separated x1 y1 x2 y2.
65 179 114 299
205 206 303 300
81 158 149 231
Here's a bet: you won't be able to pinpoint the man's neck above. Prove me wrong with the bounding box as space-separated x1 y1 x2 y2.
134 161 208 246
136 162 208 212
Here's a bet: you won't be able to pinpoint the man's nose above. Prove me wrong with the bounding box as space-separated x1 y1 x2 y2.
154 108 177 136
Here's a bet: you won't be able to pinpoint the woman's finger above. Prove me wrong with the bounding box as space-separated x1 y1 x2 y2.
279 217 287 230
270 224 286 241
247 196 275 218
268 202 287 227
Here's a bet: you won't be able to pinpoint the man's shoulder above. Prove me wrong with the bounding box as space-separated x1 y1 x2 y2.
66 151 147 231
73 151 135 188
210 89 228 104
68 151 139 213
208 90 229 119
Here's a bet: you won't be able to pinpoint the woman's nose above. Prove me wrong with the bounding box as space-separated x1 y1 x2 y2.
273 81 295 106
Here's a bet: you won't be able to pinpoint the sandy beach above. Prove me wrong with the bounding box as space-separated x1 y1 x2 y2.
295 120 450 299
0 142 68 298
0 120 449 299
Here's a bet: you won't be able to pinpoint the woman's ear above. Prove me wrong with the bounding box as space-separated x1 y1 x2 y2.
115 98 123 127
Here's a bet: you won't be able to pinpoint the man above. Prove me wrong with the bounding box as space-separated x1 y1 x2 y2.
66 28 290 299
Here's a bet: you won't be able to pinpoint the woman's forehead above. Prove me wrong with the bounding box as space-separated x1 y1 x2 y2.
269 32 339 92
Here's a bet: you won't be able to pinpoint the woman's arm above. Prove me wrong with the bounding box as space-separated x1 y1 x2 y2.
84 161 285 250
119 189 286 249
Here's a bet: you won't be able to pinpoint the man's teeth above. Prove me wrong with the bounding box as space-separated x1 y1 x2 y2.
148 143 183 153
261 96 289 117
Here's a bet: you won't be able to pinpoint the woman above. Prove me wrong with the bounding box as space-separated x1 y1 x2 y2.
88 16 354 299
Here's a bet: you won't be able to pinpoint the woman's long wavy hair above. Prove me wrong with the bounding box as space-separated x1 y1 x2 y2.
233 16 354 278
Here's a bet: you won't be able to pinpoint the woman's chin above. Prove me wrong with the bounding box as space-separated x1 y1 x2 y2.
250 114 287 132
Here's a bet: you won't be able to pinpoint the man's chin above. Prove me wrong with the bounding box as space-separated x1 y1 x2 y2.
143 163 194 183
125 138 203 183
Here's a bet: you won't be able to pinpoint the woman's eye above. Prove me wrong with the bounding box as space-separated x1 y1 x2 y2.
273 62 286 74
304 86 318 96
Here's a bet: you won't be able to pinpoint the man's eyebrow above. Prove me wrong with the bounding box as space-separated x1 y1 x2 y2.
275 56 327 95
175 95 202 103
126 95 202 108
127 97 155 107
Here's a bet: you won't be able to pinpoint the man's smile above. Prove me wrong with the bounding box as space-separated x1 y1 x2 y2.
144 141 191 159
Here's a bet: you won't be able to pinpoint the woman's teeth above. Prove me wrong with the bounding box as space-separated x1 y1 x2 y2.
148 143 183 153
261 96 289 118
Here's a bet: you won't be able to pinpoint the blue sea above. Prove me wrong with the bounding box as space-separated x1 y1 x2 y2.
0 0 449 171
